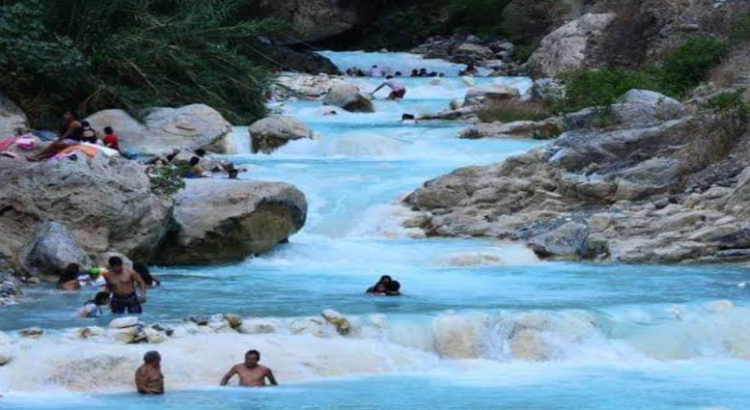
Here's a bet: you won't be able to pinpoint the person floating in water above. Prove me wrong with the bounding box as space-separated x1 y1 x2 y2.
135 351 165 395
220 350 278 387
371 76 406 101
79 291 110 318
105 256 147 314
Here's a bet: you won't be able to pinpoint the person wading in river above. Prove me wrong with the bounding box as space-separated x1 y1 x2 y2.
135 351 165 395
371 76 407 100
220 350 278 387
105 256 147 314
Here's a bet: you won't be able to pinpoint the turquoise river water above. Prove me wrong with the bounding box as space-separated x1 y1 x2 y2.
2 52 750 410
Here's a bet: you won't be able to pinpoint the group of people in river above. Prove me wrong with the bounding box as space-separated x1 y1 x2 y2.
366 275 401 296
135 349 277 395
345 65 447 78
58 257 159 316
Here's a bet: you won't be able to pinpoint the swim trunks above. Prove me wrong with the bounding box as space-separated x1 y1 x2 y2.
390 89 406 99
110 292 142 314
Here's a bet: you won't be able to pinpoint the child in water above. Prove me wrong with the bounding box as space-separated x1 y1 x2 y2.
79 292 111 318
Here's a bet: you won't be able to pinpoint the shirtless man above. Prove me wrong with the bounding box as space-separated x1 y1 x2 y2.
105 256 147 314
220 350 278 387
135 351 164 395
371 76 406 100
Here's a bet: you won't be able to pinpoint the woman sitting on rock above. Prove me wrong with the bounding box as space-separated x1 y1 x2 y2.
58 263 82 291
28 111 83 161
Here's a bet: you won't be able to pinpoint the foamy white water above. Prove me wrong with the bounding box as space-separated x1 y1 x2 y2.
3 51 750 409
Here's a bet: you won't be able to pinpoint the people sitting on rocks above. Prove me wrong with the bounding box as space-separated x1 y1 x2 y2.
371 76 406 101
78 291 110 318
134 263 161 288
220 350 278 387
28 111 83 161
80 121 98 143
105 256 147 314
102 126 120 153
183 156 206 178
58 263 82 291
368 65 384 77
459 63 478 76
136 351 165 395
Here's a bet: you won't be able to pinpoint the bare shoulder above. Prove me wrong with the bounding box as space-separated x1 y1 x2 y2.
260 365 272 373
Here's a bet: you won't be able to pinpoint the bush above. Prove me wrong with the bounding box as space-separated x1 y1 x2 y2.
656 35 727 98
0 0 280 126
478 100 553 123
150 166 186 197
729 12 750 43
560 69 657 113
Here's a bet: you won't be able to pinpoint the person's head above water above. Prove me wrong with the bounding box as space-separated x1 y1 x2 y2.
194 148 206 157
388 281 401 293
245 350 261 367
144 351 161 365
189 156 201 167
379 275 392 284
60 263 80 282
109 256 124 273
386 75 394 80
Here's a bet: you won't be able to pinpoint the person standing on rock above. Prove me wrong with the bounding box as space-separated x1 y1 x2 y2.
220 350 278 387
371 76 406 101
105 256 147 314
135 351 165 395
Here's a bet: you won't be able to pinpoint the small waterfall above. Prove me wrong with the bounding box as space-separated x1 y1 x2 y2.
228 126 251 155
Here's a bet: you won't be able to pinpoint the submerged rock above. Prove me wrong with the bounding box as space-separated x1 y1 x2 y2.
324 84 374 113
248 115 314 154
109 317 139 329
321 309 352 336
464 85 520 107
18 327 44 338
156 179 307 265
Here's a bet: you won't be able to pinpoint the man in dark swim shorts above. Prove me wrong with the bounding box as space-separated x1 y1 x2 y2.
105 257 147 314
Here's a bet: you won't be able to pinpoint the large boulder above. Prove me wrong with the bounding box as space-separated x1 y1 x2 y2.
85 104 234 156
18 221 91 279
324 84 374 113
0 93 28 138
460 118 562 140
156 179 307 265
248 115 314 154
257 0 383 43
0 156 172 265
528 13 617 77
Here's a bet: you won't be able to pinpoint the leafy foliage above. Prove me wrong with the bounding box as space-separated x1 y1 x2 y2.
560 70 657 113
656 36 727 98
150 166 186 197
0 0 281 126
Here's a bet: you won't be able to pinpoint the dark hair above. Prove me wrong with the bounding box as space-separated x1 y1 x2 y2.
133 263 155 286
386 75 394 80
195 148 206 157
189 156 201 166
59 263 80 283
372 65 378 68
65 110 79 119
144 351 161 364
379 275 392 283
81 121 91 127
228 169 239 179
402 114 415 121
108 256 123 267
91 292 110 306
246 350 260 359
395 71 402 76
104 126 114 134
387 281 401 292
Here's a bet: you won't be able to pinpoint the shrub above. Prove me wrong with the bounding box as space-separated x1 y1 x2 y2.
559 69 657 113
150 166 186 197
729 11 750 43
0 0 279 126
478 100 553 123
687 92 750 169
656 35 727 98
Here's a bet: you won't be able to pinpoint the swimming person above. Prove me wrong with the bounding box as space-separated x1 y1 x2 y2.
135 351 165 395
366 275 392 294
368 65 383 77
371 76 406 100
386 281 402 296
79 292 110 318
220 350 278 387
105 256 147 314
